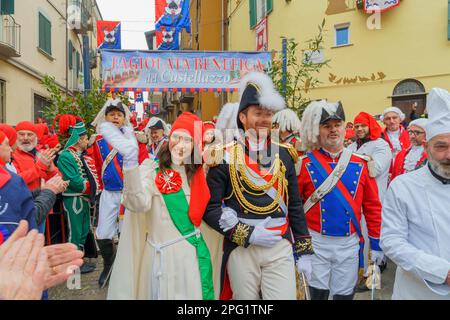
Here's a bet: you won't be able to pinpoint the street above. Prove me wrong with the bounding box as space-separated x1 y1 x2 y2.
48 257 396 300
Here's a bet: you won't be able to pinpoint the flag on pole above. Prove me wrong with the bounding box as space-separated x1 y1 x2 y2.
97 21 121 49
155 0 191 33
156 26 180 50
363 0 400 13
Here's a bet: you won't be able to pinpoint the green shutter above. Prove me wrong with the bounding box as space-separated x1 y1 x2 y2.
38 13 52 55
0 0 15 15
76 51 80 75
266 0 273 14
68 41 73 69
249 0 257 29
448 0 450 40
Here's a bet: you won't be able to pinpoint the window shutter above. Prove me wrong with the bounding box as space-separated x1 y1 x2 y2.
76 51 80 76
68 41 73 69
0 0 15 15
266 0 273 15
249 0 257 29
39 13 52 55
46 18 52 55
448 0 450 40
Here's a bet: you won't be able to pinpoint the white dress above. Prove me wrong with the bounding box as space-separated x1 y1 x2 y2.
107 160 222 300
381 166 450 299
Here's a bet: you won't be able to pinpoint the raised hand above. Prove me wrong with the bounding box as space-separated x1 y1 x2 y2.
99 122 139 169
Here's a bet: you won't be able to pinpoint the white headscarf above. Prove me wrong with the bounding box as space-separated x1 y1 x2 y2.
380 106 406 122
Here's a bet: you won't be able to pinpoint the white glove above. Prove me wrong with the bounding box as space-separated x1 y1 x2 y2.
219 207 239 232
297 254 313 282
99 122 139 169
248 217 282 247
371 250 384 265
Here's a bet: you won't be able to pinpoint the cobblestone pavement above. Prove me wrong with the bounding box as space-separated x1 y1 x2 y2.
48 256 396 300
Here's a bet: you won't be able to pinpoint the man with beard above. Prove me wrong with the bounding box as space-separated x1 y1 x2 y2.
297 101 383 300
391 118 428 180
57 120 100 274
203 72 313 300
13 121 61 191
381 88 450 299
348 112 392 291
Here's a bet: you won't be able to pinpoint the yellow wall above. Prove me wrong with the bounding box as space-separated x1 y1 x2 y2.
227 0 450 121
182 0 225 120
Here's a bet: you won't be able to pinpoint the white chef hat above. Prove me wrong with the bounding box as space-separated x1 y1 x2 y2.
380 106 406 122
425 88 450 140
408 118 428 130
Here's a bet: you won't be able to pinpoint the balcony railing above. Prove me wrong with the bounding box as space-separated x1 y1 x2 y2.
0 15 20 57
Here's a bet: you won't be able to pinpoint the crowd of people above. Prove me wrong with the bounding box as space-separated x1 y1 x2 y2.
0 71 449 300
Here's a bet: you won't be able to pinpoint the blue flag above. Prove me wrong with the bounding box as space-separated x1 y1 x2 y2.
155 0 191 33
157 27 180 50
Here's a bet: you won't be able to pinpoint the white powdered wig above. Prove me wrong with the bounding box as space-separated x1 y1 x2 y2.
144 116 170 135
300 100 340 151
272 108 301 133
380 106 405 122
239 72 285 112
92 98 132 133
216 103 239 130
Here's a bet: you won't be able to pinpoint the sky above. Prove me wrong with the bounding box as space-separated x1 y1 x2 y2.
96 0 155 50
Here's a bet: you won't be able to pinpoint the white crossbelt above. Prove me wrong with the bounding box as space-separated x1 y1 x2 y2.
145 228 201 300
303 148 352 214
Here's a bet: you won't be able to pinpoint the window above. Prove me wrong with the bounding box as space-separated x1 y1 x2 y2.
0 0 15 15
33 94 49 122
38 12 52 55
393 79 425 96
250 0 273 29
0 80 5 123
335 23 350 46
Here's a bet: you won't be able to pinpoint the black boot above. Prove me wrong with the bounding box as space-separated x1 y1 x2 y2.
309 286 330 300
333 292 355 300
78 245 96 274
97 239 116 288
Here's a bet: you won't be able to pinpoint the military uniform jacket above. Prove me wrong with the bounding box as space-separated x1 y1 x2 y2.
297 148 382 250
57 147 100 197
92 135 124 192
204 140 313 256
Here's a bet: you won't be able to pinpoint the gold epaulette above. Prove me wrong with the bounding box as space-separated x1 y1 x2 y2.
273 141 299 163
204 141 236 167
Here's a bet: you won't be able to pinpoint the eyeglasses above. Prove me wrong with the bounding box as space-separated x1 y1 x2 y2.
407 130 425 136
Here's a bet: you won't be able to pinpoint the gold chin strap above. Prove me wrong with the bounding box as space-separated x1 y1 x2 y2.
229 144 288 215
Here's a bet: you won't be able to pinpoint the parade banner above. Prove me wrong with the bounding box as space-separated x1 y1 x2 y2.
363 0 400 13
100 50 272 92
155 0 191 33
97 21 121 50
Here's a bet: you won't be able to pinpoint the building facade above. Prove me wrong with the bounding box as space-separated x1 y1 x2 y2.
179 0 227 121
227 0 450 121
0 0 102 124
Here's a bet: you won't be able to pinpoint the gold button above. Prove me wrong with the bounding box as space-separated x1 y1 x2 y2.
322 209 326 212
244 210 248 214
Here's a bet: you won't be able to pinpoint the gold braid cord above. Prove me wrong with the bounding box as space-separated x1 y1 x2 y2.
229 144 288 215
294 237 314 256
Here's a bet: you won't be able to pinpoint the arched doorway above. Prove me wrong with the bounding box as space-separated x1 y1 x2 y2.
391 79 426 123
